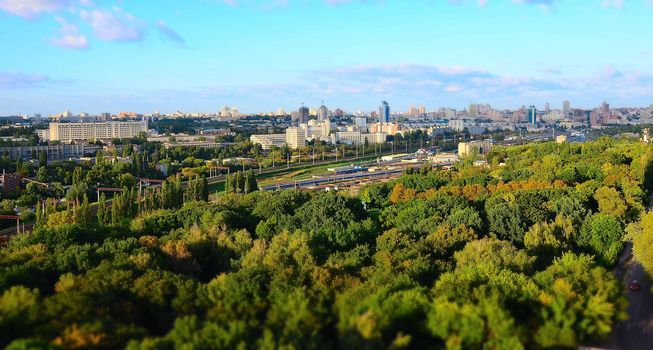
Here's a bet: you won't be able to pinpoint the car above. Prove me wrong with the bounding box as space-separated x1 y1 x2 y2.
629 280 641 291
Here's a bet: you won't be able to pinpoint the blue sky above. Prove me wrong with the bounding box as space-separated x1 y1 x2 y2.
1 0 652 115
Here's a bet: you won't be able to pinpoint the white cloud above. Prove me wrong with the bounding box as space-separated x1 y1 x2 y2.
50 17 88 49
156 20 185 45
602 0 624 8
0 71 52 88
79 7 143 42
0 0 70 19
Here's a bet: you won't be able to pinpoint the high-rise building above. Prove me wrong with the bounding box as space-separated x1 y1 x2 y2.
601 101 610 115
298 106 309 124
277 107 286 116
468 103 478 118
354 117 367 132
527 105 537 125
285 127 306 149
318 101 328 122
216 106 240 119
563 101 571 116
48 119 148 142
544 103 550 113
418 105 426 116
379 101 390 123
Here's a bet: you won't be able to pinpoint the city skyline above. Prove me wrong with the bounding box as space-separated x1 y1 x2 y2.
2 0 653 114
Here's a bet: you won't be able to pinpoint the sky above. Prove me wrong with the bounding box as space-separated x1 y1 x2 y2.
1 0 653 115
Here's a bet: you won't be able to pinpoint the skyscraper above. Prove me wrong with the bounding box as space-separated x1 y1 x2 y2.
318 101 328 122
563 100 571 116
418 105 426 116
298 105 309 124
527 105 537 125
379 101 390 123
468 103 478 118
544 102 550 113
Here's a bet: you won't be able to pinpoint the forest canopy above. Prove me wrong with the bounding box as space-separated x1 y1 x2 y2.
1 138 652 349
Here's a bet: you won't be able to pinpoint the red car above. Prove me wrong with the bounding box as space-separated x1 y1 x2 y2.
629 280 641 291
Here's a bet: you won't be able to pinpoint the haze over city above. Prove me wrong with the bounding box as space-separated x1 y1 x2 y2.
2 0 653 115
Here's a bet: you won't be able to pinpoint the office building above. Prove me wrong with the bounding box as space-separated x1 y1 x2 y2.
468 104 478 118
458 139 493 157
219 106 240 120
285 127 306 149
250 134 287 150
379 101 390 123
296 106 309 124
333 131 387 145
544 103 550 113
527 105 537 125
48 119 148 142
0 171 24 194
354 117 368 132
318 102 328 121
370 122 399 135
448 119 465 131
563 100 571 116
0 144 101 161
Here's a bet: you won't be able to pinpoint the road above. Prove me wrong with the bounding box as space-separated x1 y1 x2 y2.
260 168 406 191
611 196 653 349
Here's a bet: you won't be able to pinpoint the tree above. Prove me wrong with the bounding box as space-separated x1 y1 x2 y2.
533 253 627 348
485 196 526 244
244 170 258 194
578 214 623 266
454 238 535 273
632 211 653 278
523 217 574 263
97 193 108 226
38 151 48 168
74 194 92 226
36 167 48 183
0 286 41 346
594 186 627 217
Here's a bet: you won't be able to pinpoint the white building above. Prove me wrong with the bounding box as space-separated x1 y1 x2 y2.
333 131 387 145
48 120 148 142
286 127 307 149
300 119 331 141
448 119 465 131
219 106 240 120
354 117 368 132
36 129 49 141
318 103 328 121
250 134 286 150
458 139 493 157
563 101 571 116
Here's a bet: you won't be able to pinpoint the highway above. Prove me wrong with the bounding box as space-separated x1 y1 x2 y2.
261 168 405 191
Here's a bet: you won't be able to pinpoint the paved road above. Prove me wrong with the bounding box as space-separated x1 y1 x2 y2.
611 249 653 349
611 196 653 349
